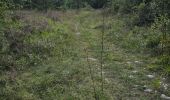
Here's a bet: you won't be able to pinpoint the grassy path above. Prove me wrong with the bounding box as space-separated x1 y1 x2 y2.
71 10 163 99
18 10 168 100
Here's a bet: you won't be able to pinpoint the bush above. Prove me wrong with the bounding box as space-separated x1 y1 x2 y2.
135 2 155 26
87 0 108 9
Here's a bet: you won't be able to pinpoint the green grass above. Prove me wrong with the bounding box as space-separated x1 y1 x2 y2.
1 9 169 100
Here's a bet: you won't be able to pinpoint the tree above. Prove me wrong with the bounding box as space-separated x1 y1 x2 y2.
153 0 170 17
87 0 108 8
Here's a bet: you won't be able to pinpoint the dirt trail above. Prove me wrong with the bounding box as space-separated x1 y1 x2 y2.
73 10 168 99
45 10 170 99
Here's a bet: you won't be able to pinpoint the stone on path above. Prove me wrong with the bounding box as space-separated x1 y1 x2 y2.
88 58 97 61
135 61 140 63
129 75 134 78
161 94 170 100
76 32 80 35
132 70 138 73
162 83 168 90
146 75 155 79
126 61 132 64
144 89 153 93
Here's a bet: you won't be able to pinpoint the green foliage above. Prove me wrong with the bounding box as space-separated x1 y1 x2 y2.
0 10 80 99
135 2 155 26
0 0 170 99
4 0 110 10
87 0 108 8
111 0 170 26
153 0 170 17
152 79 161 89
0 1 7 18
106 0 170 76
64 0 86 9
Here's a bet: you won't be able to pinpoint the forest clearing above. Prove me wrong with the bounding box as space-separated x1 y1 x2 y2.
0 0 170 100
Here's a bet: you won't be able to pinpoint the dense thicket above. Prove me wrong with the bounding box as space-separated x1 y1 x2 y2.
5 0 170 23
111 0 170 25
0 0 53 74
110 0 170 76
4 0 109 9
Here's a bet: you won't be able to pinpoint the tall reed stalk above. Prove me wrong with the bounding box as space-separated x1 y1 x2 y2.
85 49 98 100
100 7 106 94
